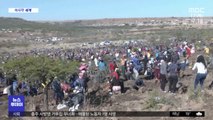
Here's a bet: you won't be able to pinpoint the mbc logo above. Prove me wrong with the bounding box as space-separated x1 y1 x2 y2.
188 8 205 17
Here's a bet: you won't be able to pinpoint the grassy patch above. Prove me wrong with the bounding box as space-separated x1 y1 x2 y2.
144 90 175 110
0 41 29 48
188 86 207 103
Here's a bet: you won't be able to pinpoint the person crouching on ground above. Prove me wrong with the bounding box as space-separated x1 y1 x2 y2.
192 55 208 94
111 68 124 93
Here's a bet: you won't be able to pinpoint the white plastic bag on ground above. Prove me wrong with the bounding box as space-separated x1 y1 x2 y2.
3 85 11 95
57 103 67 110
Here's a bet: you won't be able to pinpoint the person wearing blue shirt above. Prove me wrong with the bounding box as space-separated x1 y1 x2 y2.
131 55 142 80
98 60 107 71
98 59 107 83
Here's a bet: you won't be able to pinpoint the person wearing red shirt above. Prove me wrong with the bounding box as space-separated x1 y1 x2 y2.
109 60 117 74
60 82 71 94
185 45 191 59
110 68 125 93
111 68 120 80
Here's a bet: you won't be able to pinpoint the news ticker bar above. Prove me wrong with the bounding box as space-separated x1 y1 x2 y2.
9 111 205 117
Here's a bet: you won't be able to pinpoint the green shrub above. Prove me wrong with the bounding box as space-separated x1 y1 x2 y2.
0 56 79 83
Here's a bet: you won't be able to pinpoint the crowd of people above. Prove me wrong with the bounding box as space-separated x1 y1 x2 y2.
0 40 212 111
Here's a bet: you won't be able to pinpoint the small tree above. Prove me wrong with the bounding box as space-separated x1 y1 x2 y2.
1 56 79 110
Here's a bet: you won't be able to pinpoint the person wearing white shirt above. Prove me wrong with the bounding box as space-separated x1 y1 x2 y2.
94 57 99 67
160 59 167 92
192 55 208 94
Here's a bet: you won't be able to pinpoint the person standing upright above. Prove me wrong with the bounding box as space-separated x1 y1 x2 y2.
120 55 127 80
109 60 117 74
154 59 160 83
167 60 179 94
160 59 167 92
192 55 208 94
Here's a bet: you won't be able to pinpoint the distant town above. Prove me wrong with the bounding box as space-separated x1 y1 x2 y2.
68 17 213 27
0 17 213 51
